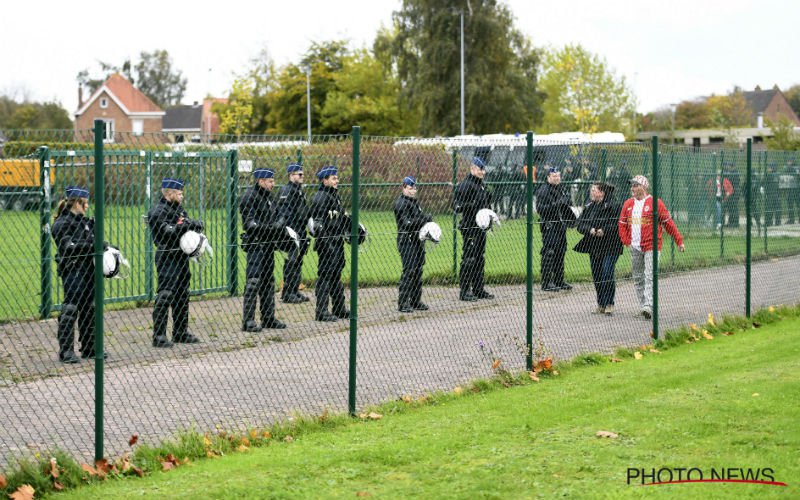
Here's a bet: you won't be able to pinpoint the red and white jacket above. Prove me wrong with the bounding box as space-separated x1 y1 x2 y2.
618 195 683 252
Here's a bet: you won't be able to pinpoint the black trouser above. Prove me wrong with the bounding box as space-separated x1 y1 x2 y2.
541 227 567 286
765 194 781 226
398 237 425 307
315 239 346 317
154 252 190 339
459 228 487 296
58 269 95 358
787 189 799 223
282 237 309 299
245 245 276 324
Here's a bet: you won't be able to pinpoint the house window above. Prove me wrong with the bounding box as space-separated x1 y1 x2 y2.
132 119 144 136
100 97 108 109
709 137 725 144
100 119 115 143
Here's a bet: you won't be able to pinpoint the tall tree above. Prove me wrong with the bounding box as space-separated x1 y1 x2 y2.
0 96 71 129
706 89 752 129
216 78 254 136
675 99 712 129
77 60 134 94
782 83 800 117
384 0 544 136
539 44 634 134
134 50 187 108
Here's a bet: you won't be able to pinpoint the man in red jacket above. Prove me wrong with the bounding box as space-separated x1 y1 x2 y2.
618 175 685 319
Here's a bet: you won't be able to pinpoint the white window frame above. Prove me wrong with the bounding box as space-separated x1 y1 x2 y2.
132 119 144 136
100 97 108 109
100 119 115 143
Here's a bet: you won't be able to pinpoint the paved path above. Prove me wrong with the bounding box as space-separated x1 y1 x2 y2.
1 255 798 466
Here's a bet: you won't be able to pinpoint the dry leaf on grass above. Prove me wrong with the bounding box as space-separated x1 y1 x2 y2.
400 394 413 403
453 386 464 395
768 306 776 313
491 359 502 370
648 348 660 353
721 331 734 336
707 312 716 326
128 435 139 447
49 458 59 479
356 492 371 497
9 484 35 500
236 445 249 452
0 473 7 488
702 330 714 340
596 431 619 439
609 358 623 363
634 352 643 360
80 463 98 476
283 435 294 443
528 371 540 382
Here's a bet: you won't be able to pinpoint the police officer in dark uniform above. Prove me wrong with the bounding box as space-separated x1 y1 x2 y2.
394 176 433 312
536 167 576 291
309 166 349 322
147 178 203 347
764 164 781 227
454 157 494 302
52 186 98 363
240 168 288 332
278 163 310 304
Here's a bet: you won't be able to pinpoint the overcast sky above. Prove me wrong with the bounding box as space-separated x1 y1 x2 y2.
2 0 798 118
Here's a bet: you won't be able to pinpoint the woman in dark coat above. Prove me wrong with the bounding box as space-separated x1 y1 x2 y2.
573 183 623 315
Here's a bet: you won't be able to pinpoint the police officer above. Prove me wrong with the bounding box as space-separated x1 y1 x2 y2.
52 186 99 363
147 178 203 347
240 168 288 332
278 163 310 304
309 166 349 322
454 157 494 302
764 164 781 227
723 163 740 228
394 176 433 312
536 167 576 292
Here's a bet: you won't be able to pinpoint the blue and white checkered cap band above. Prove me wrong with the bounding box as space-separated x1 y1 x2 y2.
403 176 416 186
253 168 275 179
161 178 185 190
316 166 338 180
472 157 486 169
286 163 303 173
548 167 560 174
65 186 89 198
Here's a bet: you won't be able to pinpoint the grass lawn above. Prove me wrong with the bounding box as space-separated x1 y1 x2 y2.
2 207 799 322
51 312 800 499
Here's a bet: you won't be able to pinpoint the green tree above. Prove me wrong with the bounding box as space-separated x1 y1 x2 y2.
134 50 187 108
216 79 254 136
77 59 134 94
539 44 634 134
707 89 752 129
766 117 800 151
384 0 544 136
0 97 71 129
675 99 712 129
784 84 800 117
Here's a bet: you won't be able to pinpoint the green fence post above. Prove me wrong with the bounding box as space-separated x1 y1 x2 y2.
600 148 607 182
451 149 459 282
651 136 660 341
525 132 534 371
39 146 53 319
296 148 303 165
349 126 361 417
93 120 106 462
718 150 724 258
144 151 154 301
669 148 675 269
745 139 752 318
227 150 239 296
762 151 768 254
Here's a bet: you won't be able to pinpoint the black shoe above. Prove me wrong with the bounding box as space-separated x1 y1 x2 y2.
412 302 429 311
173 332 201 344
262 318 287 329
152 335 174 348
59 350 81 364
242 320 263 333
296 293 310 303
459 291 478 302
334 310 350 320
282 294 305 304
641 309 652 320
81 351 108 360
558 282 573 291
542 283 560 292
474 291 494 300
399 303 414 313
315 313 338 322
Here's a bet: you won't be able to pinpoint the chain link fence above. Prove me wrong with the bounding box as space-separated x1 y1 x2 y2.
1 126 799 468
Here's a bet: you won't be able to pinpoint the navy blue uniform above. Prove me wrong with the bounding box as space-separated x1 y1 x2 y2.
454 173 492 299
52 211 96 361
310 185 348 320
147 198 203 344
278 181 309 301
536 182 576 289
394 194 432 309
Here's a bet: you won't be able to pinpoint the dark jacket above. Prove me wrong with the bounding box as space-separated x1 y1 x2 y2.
536 182 576 231
239 184 283 249
147 198 202 254
310 185 348 244
52 211 95 277
278 181 308 235
454 174 492 230
394 194 431 243
573 194 623 255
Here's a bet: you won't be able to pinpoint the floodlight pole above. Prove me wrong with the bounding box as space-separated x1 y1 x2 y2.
460 11 465 136
305 67 312 143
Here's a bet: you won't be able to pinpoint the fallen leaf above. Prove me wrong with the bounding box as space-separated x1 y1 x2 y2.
453 386 463 395
128 435 138 447
249 429 259 440
0 473 6 488
203 435 212 448
318 410 330 423
283 435 294 443
610 358 623 363
752 393 760 397
491 358 502 370
721 331 734 336
206 451 216 458
367 412 382 420
53 481 64 491
768 306 776 313
356 492 371 497
262 430 272 439
707 312 715 326
596 431 619 439
132 466 144 478
9 484 35 500
49 457 59 479
95 458 113 475
690 323 700 332
528 371 540 382
648 348 660 354
634 352 643 360
551 370 559 376
400 394 413 403
240 437 250 447
702 330 714 340
236 444 249 452
80 463 97 476
161 461 175 471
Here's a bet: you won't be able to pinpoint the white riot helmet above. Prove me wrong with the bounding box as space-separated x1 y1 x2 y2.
276 226 300 253
102 246 130 279
476 208 501 231
180 230 214 265
307 217 318 237
419 221 442 245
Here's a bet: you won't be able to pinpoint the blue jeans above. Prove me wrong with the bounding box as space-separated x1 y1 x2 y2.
589 253 619 307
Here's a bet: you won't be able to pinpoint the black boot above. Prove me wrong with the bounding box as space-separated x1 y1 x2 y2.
153 290 174 348
399 302 413 313
58 304 79 363
242 278 262 332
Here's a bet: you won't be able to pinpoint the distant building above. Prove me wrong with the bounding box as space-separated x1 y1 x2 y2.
743 85 800 128
163 98 226 143
74 74 164 143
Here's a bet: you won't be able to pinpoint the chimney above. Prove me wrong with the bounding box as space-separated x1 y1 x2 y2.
78 83 84 109
757 112 764 129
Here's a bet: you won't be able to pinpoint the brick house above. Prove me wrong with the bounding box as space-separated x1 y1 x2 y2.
743 85 800 127
74 74 165 142
163 98 227 143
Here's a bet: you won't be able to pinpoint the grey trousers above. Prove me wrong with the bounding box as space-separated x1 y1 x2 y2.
630 247 659 312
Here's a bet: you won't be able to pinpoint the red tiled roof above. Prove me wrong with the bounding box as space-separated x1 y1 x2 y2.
104 73 163 113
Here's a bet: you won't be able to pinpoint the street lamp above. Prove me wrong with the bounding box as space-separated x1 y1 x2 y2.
670 103 677 144
301 64 312 143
